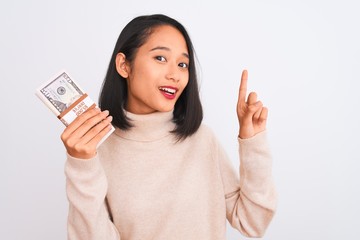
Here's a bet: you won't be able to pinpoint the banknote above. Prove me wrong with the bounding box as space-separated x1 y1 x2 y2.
37 71 84 116
35 70 115 147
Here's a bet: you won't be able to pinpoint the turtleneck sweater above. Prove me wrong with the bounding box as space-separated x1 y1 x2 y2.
65 111 277 240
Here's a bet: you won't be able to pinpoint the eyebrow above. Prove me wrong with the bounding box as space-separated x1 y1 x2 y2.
150 46 189 59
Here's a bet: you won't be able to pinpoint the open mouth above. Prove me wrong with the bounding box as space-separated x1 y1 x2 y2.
159 86 178 99
159 87 177 95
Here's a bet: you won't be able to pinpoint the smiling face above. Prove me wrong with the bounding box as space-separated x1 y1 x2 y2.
117 25 190 114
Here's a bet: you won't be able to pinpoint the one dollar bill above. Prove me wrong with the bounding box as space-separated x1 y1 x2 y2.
35 70 115 147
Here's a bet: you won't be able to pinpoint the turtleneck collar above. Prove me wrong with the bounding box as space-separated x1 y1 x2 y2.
114 110 176 142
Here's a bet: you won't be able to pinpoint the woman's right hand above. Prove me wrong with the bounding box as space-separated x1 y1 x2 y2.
61 107 113 159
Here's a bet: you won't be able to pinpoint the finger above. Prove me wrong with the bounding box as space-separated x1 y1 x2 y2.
64 116 113 159
253 106 262 120
241 101 263 124
259 107 268 122
80 115 113 144
238 69 248 104
75 110 110 139
86 123 114 148
62 107 101 139
248 101 263 115
247 92 258 105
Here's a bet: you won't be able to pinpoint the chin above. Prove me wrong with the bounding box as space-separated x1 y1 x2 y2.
156 104 175 112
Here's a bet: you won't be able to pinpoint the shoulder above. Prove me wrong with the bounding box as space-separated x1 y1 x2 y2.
191 123 218 145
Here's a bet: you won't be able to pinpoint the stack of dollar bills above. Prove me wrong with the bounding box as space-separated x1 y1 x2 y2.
35 70 115 147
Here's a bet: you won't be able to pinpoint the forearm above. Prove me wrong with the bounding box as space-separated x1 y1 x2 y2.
65 154 120 240
227 131 277 237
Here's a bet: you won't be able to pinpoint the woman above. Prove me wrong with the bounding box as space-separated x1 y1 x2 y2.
61 14 277 239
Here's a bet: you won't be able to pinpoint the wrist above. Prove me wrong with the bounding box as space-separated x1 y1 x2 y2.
238 130 254 139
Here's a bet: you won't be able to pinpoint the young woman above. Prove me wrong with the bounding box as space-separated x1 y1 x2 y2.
61 14 277 240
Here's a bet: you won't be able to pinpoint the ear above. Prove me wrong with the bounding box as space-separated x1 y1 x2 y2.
115 52 130 78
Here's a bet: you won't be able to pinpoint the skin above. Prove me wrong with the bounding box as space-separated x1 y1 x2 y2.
237 70 268 139
116 25 190 114
61 25 268 160
61 107 112 159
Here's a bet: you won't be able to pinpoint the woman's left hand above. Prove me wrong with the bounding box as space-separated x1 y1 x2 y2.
237 70 268 139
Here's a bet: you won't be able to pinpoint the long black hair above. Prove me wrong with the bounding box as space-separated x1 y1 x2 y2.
99 14 203 140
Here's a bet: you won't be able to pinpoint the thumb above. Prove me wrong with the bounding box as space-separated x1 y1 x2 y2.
245 101 263 118
240 101 262 126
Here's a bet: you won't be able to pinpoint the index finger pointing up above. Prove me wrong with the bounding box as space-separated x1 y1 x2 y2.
238 69 248 104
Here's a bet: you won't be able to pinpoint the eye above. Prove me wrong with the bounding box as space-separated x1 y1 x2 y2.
178 62 188 68
155 56 166 62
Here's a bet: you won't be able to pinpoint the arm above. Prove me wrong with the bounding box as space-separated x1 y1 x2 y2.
61 107 119 239
223 70 277 236
65 154 120 240
221 131 277 237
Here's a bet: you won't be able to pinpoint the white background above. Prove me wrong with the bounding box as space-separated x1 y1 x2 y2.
1 0 359 239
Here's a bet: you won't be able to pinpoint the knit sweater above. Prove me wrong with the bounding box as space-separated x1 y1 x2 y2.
65 110 277 240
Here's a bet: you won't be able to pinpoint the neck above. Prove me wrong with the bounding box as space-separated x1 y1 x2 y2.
115 110 176 142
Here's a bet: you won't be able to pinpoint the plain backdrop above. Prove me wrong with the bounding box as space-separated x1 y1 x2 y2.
1 0 359 239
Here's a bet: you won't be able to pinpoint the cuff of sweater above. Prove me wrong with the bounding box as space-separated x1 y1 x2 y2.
65 152 102 173
237 130 272 170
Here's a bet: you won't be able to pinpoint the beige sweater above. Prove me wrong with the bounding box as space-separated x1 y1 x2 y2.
65 111 277 240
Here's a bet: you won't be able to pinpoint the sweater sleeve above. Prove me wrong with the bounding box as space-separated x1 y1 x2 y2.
65 153 120 240
218 131 277 237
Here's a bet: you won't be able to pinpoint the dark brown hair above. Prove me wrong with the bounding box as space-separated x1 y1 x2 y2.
99 14 203 140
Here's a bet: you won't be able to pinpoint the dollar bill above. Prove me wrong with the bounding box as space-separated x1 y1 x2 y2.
37 72 84 115
35 70 115 147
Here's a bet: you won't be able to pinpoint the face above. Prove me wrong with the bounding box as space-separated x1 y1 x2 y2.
118 25 190 114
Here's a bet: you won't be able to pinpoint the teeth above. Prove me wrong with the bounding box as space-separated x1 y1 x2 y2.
159 87 176 94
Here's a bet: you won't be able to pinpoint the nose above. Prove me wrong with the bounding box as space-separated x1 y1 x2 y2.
165 64 180 82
